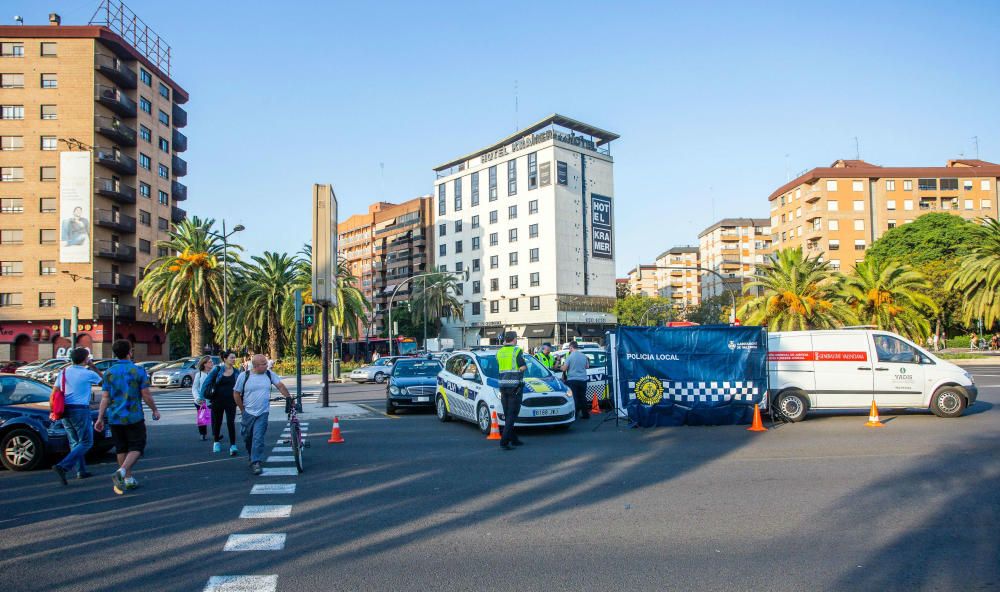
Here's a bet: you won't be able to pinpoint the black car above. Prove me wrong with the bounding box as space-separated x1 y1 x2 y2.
0 374 114 471
385 359 443 415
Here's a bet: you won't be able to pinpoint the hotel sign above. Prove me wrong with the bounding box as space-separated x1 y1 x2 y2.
480 130 598 164
591 194 613 259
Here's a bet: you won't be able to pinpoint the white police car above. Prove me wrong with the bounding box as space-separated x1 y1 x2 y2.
552 348 611 404
436 350 575 433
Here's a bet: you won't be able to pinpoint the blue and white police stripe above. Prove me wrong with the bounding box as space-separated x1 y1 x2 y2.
627 380 759 402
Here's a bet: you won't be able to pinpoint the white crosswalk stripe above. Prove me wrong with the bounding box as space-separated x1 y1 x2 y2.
151 390 318 411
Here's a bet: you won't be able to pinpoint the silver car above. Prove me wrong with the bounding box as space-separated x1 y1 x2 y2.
150 356 220 389
17 358 68 377
348 357 402 384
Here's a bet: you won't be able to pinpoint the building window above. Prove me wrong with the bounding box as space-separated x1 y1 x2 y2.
886 199 896 210
472 258 480 271
530 272 539 287
507 159 517 195
852 180 864 192
439 223 447 237
886 180 896 191
829 239 840 250
887 220 897 229
470 171 479 206
1 43 24 57
140 68 152 85
39 292 55 307
854 240 866 251
439 244 447 256
903 199 913 211
918 178 937 191
439 264 447 272
139 153 151 170
158 137 169 152
158 110 170 126
488 278 498 292
490 255 498 269
854 219 864 231
1 105 24 120
454 178 462 211
489 165 497 200
159 191 169 205
1 198 23 213
489 210 498 224
0 292 23 307
438 183 446 216
529 223 538 238
140 125 152 142
828 219 839 231
489 232 498 246
40 166 56 182
1 135 23 150
472 302 481 315
964 199 974 210
158 164 169 179
471 215 479 229
827 200 839 211
903 180 913 191
853 200 864 211
158 217 169 231
472 236 480 250
39 104 59 121
509 228 518 243
40 136 57 151
539 161 551 186
139 210 151 226
509 298 519 312
455 220 462 233
530 296 540 311
140 97 152 114
139 182 151 198
159 82 170 99
0 73 24 88
982 180 991 191
529 248 539 262
509 275 519 289
0 260 22 276
0 229 22 244
472 280 481 294
39 228 56 244
40 73 57 88
490 300 499 314
40 42 57 57
0 167 24 182
139 239 151 253
508 205 517 219
829 259 841 271
455 240 463 254
529 199 538 215
158 246 168 257
527 152 538 190
983 200 993 210
557 161 568 185
826 180 837 191
509 252 518 266
40 197 56 212
940 178 959 191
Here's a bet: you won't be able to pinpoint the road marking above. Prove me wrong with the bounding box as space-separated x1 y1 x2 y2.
271 446 292 452
203 575 278 592
240 505 293 519
260 467 298 476
224 534 286 551
250 484 296 495
359 403 400 419
266 455 295 463
299 422 309 427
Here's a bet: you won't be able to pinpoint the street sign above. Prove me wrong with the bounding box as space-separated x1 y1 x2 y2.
311 184 338 306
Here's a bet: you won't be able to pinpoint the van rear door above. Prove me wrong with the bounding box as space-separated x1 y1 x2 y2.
811 332 874 408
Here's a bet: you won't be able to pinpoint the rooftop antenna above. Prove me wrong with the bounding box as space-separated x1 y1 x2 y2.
853 136 860 160
379 161 385 200
973 136 980 159
514 80 519 131
784 153 790 181
14 15 23 25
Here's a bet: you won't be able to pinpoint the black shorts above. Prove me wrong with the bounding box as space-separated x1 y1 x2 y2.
110 421 147 454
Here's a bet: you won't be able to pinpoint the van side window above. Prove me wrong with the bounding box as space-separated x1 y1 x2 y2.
873 335 921 364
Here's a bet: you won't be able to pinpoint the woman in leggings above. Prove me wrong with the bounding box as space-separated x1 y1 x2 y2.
201 351 240 456
191 356 214 441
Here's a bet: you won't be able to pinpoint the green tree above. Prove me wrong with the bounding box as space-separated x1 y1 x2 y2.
410 273 464 341
865 212 976 265
739 247 856 330
616 280 630 299
840 257 938 340
612 294 676 326
685 294 732 325
946 217 1000 328
279 245 372 344
230 251 300 360
135 217 240 356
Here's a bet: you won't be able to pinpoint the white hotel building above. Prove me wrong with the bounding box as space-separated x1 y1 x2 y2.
432 114 619 347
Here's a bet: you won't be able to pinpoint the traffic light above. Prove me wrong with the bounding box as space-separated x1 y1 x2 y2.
302 304 316 328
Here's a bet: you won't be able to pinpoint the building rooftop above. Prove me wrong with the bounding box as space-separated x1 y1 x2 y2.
698 218 770 238
433 113 620 172
768 159 1000 201
655 246 699 260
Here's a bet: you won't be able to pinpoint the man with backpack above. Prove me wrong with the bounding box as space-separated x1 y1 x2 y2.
234 354 292 475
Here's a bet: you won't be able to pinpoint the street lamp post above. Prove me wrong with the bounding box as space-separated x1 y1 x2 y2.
210 221 245 351
388 270 468 356
99 296 118 344
641 265 739 324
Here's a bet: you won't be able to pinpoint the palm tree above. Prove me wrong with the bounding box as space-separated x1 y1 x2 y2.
947 217 1000 328
841 257 938 340
410 272 464 339
280 244 371 343
230 251 300 360
135 217 240 355
739 247 856 331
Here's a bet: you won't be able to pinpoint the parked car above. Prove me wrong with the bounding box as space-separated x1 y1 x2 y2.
35 361 71 385
349 356 402 384
136 360 166 373
385 358 443 414
150 356 221 389
551 349 611 406
436 350 575 434
0 374 114 471
0 361 26 374
17 358 68 378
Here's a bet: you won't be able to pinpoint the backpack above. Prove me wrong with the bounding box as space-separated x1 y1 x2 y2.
235 369 276 393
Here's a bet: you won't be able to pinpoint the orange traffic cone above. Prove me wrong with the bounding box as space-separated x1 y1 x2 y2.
327 417 345 443
486 410 501 440
590 392 601 415
747 404 767 432
865 400 884 428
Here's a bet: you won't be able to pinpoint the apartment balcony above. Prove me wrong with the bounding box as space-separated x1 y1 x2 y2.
95 147 137 175
720 256 742 264
94 271 136 292
95 177 136 204
95 115 137 146
670 270 684 277
172 129 188 152
94 53 137 89
721 261 742 270
719 231 741 241
172 180 187 201
95 84 137 118
95 240 136 262
171 206 186 223
804 210 823 222
172 103 188 127
172 155 188 177
96 302 136 320
803 189 823 203
95 209 136 233
919 199 938 211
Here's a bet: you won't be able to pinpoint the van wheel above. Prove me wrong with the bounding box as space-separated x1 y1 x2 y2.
435 395 451 422
773 390 809 422
930 386 967 418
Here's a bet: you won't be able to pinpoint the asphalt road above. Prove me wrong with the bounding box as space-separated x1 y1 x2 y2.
2 369 999 592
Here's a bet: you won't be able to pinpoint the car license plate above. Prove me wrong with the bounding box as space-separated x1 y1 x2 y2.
414 396 429 402
534 409 558 417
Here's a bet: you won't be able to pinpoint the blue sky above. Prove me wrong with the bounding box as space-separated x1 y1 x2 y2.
11 0 1000 275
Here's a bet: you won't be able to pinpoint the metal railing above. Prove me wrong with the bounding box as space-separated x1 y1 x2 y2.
90 0 172 77
95 84 137 117
95 209 136 232
94 53 137 88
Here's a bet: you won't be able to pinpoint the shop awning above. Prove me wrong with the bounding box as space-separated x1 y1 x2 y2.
481 327 505 339
577 325 610 338
523 324 555 338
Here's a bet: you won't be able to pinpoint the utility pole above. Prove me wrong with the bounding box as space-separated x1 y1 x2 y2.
321 303 330 407
294 290 303 412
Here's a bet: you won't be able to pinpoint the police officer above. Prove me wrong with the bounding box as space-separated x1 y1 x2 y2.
535 344 555 369
496 332 526 450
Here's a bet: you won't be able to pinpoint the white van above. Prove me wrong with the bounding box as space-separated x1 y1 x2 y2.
768 329 977 421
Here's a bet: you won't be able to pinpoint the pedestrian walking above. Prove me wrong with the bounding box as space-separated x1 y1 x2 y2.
234 354 292 475
94 339 160 495
372 350 381 363
534 344 555 369
191 356 214 441
970 332 979 351
495 332 526 451
201 351 240 456
242 354 253 373
51 347 103 485
561 341 591 419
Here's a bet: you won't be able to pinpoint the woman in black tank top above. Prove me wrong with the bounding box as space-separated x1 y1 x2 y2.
209 352 240 455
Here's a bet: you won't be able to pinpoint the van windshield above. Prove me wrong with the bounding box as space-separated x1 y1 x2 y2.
476 353 552 380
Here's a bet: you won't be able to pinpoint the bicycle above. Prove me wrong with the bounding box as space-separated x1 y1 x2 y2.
272 396 306 473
